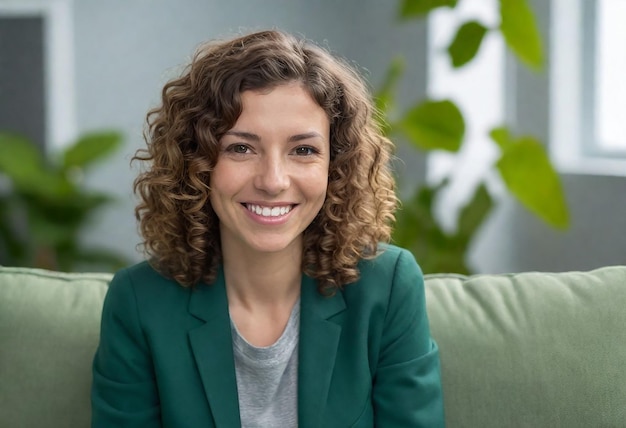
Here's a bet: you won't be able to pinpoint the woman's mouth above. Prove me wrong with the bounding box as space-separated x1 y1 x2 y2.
244 203 294 217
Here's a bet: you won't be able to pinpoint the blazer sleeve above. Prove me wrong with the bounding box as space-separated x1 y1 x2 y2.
372 249 445 427
91 268 162 427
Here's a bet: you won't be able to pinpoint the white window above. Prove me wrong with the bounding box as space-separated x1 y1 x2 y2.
426 0 505 230
551 0 626 176
587 0 626 153
0 0 76 152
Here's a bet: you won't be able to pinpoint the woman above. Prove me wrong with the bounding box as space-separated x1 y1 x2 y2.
92 29 444 427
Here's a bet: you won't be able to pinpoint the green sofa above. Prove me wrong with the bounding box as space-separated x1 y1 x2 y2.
1 265 625 427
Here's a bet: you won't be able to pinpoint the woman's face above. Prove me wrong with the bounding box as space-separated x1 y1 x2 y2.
210 82 330 258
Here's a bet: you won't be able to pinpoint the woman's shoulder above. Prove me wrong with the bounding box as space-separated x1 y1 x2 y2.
107 260 191 302
343 244 424 302
357 243 423 282
111 260 173 285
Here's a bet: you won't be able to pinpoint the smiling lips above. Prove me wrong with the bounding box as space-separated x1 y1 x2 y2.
245 203 294 218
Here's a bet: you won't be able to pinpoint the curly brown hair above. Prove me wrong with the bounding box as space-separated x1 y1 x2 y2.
133 29 398 292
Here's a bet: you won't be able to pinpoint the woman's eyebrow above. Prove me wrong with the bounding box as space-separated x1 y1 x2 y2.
224 130 324 142
288 132 324 142
223 130 260 141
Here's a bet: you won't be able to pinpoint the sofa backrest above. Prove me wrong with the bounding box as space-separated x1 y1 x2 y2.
425 266 626 427
1 265 625 427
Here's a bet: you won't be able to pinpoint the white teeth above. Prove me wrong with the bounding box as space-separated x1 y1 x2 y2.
246 204 292 217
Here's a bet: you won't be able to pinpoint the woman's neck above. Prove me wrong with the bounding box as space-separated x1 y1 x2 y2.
221 242 302 310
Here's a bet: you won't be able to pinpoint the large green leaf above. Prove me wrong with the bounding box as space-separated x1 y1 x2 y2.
495 135 569 228
393 180 473 274
499 0 543 69
0 133 45 184
400 0 458 18
398 99 465 152
394 180 448 249
0 195 27 264
62 131 123 170
19 191 113 242
447 21 489 68
374 57 406 136
1 128 127 271
0 133 71 197
456 182 494 240
375 57 405 115
489 126 512 150
28 207 77 247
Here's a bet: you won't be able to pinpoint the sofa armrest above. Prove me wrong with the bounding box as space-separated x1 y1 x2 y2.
0 267 112 428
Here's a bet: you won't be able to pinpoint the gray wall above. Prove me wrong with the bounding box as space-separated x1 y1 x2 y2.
72 0 428 263
471 0 626 273
70 0 625 273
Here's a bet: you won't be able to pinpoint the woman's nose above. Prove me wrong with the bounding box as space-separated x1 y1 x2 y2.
254 155 290 195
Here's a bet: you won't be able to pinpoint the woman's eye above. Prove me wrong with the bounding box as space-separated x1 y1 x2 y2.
227 144 250 154
294 146 317 156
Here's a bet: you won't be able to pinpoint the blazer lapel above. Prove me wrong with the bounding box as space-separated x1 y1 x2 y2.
188 269 241 428
298 275 346 428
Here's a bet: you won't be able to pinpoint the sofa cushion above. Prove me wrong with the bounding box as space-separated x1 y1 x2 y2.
2 265 625 427
425 266 626 427
0 267 112 428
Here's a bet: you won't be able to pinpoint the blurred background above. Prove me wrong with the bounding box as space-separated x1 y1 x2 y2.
1 0 624 275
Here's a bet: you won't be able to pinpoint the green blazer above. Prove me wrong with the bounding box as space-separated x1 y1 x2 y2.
92 244 444 427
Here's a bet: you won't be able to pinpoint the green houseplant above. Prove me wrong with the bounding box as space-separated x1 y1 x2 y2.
0 131 129 271
381 0 569 274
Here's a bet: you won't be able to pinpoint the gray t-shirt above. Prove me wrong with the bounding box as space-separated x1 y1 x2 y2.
231 300 300 428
